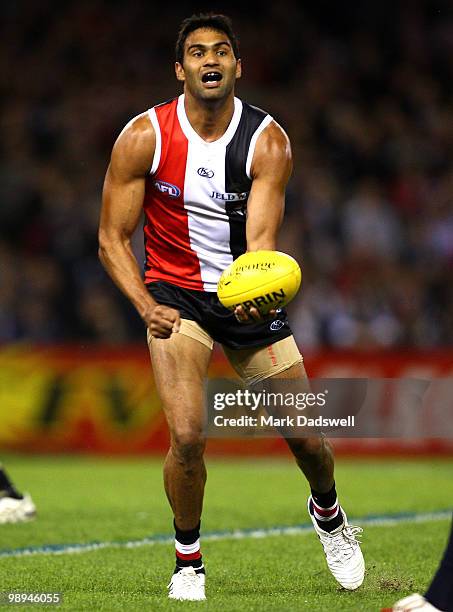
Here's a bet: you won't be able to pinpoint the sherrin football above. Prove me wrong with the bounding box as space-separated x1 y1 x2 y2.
217 250 302 315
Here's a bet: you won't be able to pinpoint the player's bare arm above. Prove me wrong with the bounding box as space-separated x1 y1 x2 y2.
99 115 180 338
247 120 292 251
235 120 293 323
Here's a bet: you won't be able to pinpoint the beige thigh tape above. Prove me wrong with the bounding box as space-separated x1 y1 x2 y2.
147 318 214 350
223 335 303 385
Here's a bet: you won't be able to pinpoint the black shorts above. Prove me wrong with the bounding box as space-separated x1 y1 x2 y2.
147 280 293 350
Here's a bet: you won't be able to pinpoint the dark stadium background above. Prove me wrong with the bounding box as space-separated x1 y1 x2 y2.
1 0 452 350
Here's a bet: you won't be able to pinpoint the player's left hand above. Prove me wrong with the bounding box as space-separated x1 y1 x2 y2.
234 305 277 324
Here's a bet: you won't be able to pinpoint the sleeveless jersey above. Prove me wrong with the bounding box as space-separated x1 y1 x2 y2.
143 94 272 292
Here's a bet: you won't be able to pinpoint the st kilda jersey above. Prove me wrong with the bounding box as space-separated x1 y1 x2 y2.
143 94 273 292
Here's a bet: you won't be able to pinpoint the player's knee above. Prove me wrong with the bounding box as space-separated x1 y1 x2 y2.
171 429 206 464
287 436 324 461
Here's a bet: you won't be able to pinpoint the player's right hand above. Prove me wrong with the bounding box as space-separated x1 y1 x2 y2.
234 304 277 324
148 305 181 339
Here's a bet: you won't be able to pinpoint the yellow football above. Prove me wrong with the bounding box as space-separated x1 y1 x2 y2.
217 250 302 314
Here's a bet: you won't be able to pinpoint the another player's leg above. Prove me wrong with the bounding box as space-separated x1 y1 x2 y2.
225 336 364 590
0 464 36 524
148 323 212 601
424 517 453 611
383 516 453 611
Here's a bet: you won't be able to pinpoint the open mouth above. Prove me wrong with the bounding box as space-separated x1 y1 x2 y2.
201 71 223 86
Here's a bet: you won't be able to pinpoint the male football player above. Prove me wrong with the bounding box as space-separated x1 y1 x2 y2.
99 13 364 601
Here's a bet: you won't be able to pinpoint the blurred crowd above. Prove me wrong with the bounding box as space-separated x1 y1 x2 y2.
1 0 452 348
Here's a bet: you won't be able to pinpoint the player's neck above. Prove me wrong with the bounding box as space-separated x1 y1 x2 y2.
183 92 235 143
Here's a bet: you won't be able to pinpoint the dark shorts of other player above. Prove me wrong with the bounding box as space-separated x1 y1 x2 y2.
147 280 293 350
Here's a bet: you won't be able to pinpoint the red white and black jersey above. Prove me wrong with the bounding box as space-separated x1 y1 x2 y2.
143 94 272 292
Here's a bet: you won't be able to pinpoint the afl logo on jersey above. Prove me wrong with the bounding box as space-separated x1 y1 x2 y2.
154 180 181 198
197 167 215 178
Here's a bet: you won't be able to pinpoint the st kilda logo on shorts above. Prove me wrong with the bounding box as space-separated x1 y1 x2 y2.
270 319 285 331
197 167 215 178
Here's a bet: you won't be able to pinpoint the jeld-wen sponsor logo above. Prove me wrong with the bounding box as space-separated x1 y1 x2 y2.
154 180 181 198
210 191 249 201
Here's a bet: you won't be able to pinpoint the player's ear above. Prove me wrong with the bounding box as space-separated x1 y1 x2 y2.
175 62 185 82
235 58 242 80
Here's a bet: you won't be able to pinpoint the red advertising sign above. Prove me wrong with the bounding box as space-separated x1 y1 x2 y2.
0 345 452 455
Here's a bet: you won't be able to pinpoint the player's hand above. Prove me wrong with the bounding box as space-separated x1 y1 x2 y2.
148 305 181 339
234 305 277 324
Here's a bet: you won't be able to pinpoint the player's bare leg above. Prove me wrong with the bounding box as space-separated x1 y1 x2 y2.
271 362 335 493
265 360 364 590
149 331 211 600
150 332 210 527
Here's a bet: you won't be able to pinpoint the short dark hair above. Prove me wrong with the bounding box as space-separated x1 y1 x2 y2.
175 13 240 64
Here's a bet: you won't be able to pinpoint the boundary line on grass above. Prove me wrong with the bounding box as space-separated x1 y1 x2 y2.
1 509 451 558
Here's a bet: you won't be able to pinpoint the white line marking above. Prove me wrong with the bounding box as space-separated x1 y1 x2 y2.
0 510 450 558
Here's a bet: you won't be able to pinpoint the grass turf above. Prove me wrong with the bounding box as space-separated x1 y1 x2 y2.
0 455 451 610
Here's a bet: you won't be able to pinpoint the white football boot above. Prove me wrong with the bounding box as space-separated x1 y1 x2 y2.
308 496 364 590
387 593 442 611
0 493 36 524
168 566 206 601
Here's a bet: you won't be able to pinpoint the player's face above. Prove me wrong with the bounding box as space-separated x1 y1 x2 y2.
175 28 241 101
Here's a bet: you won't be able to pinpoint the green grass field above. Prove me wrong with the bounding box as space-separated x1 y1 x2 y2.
0 455 451 611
